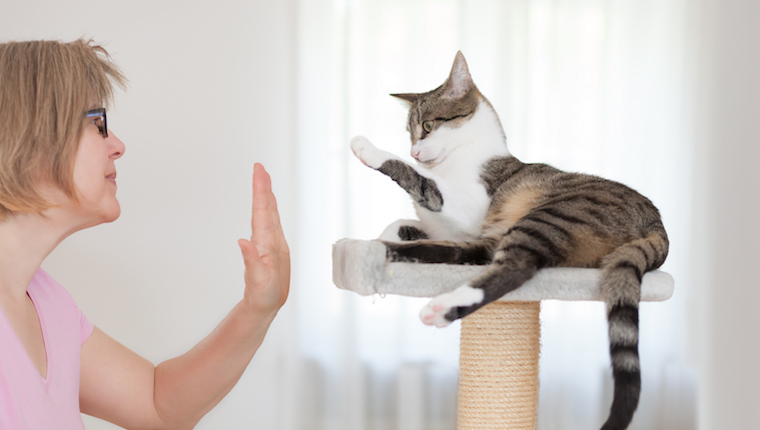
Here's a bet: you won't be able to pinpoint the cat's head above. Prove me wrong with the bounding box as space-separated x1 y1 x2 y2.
392 51 506 167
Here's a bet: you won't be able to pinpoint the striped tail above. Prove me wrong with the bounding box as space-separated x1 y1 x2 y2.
599 230 668 430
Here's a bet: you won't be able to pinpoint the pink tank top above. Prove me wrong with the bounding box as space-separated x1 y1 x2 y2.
0 268 94 429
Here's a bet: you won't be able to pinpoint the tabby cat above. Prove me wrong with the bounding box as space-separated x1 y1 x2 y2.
349 51 669 430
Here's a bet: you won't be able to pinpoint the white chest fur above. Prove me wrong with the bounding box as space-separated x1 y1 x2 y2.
412 102 509 241
415 149 505 240
414 170 490 240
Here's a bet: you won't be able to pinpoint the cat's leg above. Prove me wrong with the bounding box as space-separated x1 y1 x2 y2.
383 238 494 265
418 249 539 327
379 219 429 241
420 218 569 327
350 135 444 212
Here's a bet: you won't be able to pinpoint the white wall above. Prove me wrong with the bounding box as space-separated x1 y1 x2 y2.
693 0 760 428
0 1 298 428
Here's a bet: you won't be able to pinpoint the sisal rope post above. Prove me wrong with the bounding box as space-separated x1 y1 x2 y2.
458 301 541 430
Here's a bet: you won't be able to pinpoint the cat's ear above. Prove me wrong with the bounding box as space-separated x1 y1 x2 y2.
390 93 419 104
442 51 474 99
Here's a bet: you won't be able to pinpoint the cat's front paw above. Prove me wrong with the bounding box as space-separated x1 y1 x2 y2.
379 219 428 241
419 285 485 327
350 135 391 169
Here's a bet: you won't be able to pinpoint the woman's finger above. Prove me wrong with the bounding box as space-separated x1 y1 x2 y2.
238 238 263 275
251 163 276 246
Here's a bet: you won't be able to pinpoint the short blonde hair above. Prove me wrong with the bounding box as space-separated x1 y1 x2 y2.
0 39 127 220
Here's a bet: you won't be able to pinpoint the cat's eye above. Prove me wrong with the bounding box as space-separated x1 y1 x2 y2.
422 120 434 133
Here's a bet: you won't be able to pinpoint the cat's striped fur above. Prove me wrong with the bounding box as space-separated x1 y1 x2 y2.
350 52 668 430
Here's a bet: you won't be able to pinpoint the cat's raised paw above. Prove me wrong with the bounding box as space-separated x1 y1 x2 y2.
419 285 485 327
350 135 390 169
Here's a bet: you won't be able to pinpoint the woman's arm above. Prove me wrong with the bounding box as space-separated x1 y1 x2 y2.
79 164 290 429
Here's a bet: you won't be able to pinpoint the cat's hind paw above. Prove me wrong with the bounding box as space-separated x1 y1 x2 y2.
419 285 485 327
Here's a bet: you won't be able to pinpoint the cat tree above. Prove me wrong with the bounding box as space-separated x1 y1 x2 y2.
332 238 674 429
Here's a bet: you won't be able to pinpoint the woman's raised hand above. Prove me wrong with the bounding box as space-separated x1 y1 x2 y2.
237 163 290 316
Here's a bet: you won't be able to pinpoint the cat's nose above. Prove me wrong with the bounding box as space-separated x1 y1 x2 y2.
411 148 421 160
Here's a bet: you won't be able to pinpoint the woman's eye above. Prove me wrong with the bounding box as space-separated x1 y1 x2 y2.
422 120 434 133
90 119 106 137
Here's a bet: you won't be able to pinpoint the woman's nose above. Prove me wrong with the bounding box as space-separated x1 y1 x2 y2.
108 132 125 159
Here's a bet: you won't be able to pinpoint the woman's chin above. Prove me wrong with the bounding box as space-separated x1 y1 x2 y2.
99 201 121 224
105 204 121 223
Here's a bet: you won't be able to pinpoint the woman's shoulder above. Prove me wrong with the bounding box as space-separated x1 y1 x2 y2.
28 268 77 305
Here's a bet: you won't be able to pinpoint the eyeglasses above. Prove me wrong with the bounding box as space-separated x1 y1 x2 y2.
86 108 108 138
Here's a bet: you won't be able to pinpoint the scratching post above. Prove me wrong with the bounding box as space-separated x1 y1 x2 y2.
458 301 540 429
332 239 674 429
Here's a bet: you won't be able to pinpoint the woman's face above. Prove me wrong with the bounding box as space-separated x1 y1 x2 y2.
67 111 125 227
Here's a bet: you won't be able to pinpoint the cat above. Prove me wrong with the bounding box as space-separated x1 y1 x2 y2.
349 51 669 430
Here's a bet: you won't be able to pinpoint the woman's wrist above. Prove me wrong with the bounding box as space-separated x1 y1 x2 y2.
233 299 278 336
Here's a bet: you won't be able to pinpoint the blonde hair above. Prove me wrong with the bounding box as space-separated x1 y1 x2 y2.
0 39 127 220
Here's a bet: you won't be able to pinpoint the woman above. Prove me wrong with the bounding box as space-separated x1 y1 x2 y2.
0 39 290 429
